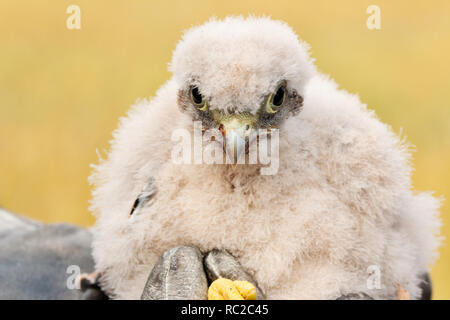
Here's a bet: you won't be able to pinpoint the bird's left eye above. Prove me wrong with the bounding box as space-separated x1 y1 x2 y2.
266 82 287 114
190 86 208 111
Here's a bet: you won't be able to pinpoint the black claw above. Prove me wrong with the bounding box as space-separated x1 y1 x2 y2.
419 272 432 300
80 273 109 300
82 287 109 300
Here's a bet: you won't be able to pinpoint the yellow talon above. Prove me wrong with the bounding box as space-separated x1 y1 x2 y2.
208 278 257 300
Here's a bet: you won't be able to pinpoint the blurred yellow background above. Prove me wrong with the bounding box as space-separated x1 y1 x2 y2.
1 0 449 298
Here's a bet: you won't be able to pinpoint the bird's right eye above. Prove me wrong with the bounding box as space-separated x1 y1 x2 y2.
190 87 207 111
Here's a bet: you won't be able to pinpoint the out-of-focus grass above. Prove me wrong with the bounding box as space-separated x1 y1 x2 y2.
0 0 449 298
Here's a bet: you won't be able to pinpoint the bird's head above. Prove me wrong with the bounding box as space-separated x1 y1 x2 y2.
171 17 315 161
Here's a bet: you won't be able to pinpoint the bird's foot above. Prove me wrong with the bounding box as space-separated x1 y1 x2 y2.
208 278 257 300
140 246 264 300
204 249 265 299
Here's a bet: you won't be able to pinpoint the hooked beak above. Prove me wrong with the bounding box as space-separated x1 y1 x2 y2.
218 117 254 162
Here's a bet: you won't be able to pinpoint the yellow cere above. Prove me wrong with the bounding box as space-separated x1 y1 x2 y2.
213 110 256 129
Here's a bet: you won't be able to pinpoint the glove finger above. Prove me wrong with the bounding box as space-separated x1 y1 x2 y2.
141 245 208 300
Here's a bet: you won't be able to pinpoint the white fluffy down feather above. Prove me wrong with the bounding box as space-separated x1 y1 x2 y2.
89 16 441 299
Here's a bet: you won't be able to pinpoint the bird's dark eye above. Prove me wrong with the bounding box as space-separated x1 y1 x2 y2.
190 86 207 111
266 82 287 114
191 87 202 104
273 85 285 107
